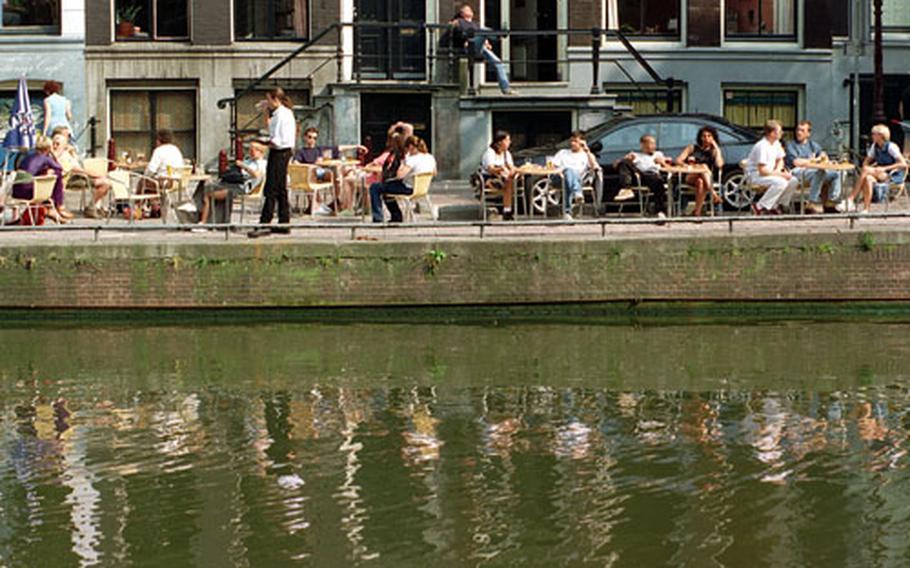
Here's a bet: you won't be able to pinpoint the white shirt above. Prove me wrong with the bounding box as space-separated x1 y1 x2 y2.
245 157 267 193
630 151 665 175
481 147 513 173
746 137 785 179
867 142 902 163
403 152 436 188
145 143 184 177
553 149 591 176
269 105 296 150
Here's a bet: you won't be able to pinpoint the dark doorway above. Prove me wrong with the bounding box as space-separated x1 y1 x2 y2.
859 74 910 151
486 0 559 84
360 93 431 158
355 0 426 79
492 111 571 151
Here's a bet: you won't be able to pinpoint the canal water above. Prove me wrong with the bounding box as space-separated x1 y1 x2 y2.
1 319 909 566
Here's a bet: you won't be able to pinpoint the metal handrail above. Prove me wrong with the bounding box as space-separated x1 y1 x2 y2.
1 212 906 241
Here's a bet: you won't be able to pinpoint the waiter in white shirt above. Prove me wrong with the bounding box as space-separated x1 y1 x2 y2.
249 87 296 238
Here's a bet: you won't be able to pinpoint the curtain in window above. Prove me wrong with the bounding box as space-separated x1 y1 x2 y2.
293 0 307 37
774 0 794 35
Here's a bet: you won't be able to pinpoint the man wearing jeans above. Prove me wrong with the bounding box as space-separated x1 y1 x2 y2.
785 120 841 213
451 4 515 95
552 131 601 220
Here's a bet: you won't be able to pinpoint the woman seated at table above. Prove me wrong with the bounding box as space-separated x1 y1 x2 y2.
369 135 435 223
481 130 518 220
52 133 113 219
293 126 366 213
197 141 267 226
675 126 725 217
11 136 67 223
838 124 907 213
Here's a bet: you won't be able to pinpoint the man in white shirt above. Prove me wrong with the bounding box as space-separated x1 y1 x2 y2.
370 136 435 222
144 129 184 178
616 134 670 216
552 131 600 220
249 87 296 238
746 119 799 214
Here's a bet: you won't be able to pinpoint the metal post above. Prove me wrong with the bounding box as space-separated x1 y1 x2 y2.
590 28 602 95
88 116 98 157
427 24 434 83
665 78 675 113
230 101 238 159
872 0 886 123
337 24 345 84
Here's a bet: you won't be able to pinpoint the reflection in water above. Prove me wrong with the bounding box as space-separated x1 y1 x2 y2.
0 321 908 565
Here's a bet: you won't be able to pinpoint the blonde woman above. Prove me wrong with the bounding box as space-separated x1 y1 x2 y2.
839 124 907 213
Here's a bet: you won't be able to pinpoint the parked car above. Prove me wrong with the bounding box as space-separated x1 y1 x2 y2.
512 113 761 210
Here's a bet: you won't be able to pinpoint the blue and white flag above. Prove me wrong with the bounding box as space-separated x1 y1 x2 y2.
3 76 36 150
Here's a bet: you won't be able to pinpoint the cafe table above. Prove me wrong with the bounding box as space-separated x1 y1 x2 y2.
317 158 363 214
659 163 711 217
516 163 564 217
798 160 855 210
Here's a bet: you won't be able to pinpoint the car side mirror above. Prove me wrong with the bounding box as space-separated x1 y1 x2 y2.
589 141 603 154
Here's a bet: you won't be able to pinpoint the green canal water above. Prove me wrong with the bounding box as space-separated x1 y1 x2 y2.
2 319 910 566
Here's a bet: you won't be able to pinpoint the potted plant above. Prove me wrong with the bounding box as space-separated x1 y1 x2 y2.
116 2 141 38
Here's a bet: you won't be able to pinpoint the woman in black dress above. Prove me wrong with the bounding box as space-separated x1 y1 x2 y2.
676 126 725 216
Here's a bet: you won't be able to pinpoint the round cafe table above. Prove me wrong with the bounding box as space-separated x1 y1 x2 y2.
799 160 855 209
516 163 565 217
317 158 363 214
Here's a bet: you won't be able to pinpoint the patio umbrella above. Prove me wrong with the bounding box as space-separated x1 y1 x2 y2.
3 76 36 152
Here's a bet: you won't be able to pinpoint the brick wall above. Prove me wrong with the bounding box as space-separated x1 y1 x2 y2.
1 232 910 308
569 0 602 47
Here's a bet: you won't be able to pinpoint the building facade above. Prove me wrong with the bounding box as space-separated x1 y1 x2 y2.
83 0 910 178
0 0 86 146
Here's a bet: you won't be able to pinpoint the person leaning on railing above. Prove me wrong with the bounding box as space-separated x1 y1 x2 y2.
615 134 671 218
838 123 908 214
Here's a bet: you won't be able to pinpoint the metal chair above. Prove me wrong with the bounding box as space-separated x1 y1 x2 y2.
480 169 526 220
610 171 654 217
4 173 57 225
107 169 160 224
288 163 333 218
882 164 909 212
395 173 435 222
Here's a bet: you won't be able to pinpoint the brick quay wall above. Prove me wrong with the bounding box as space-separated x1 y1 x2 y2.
1 230 909 309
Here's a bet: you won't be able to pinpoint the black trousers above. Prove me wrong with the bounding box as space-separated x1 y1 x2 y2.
618 161 667 213
260 147 292 224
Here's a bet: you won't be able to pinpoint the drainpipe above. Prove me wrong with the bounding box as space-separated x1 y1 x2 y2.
872 0 885 123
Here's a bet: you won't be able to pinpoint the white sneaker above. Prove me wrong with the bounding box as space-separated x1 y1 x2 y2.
315 204 333 216
858 208 869 215
562 213 574 221
836 199 853 213
572 192 585 205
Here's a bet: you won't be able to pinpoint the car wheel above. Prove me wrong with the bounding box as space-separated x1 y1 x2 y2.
530 178 560 214
721 170 754 211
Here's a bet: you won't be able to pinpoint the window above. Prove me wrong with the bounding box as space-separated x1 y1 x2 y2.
607 0 679 37
234 0 308 40
611 86 684 115
881 0 910 31
596 123 656 153
0 0 60 34
658 122 702 150
615 0 680 37
115 0 188 40
830 0 850 37
110 90 196 160
725 0 796 38
723 89 798 138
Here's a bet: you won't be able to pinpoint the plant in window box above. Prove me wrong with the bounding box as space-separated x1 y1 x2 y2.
116 3 141 38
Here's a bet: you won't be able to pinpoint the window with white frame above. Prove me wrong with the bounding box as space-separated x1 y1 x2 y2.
610 85 685 114
725 0 796 38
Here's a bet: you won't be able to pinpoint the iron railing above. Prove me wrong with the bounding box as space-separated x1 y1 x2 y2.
215 21 675 157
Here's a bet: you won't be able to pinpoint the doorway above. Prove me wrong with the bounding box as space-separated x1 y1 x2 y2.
484 0 560 84
360 93 432 159
355 0 426 79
